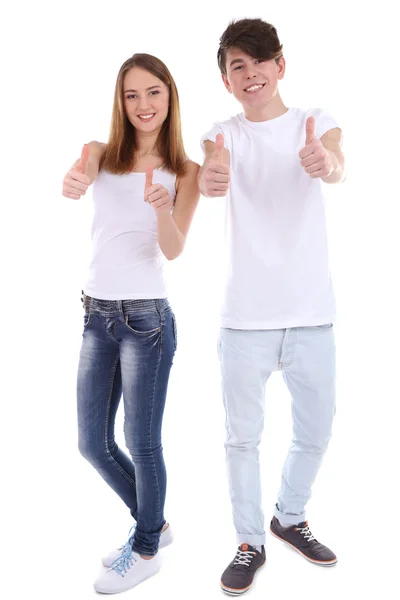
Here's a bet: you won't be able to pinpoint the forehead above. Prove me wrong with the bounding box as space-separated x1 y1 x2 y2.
123 67 164 90
226 47 255 65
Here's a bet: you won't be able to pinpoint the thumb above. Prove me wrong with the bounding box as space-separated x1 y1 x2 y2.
305 117 316 145
213 133 225 163
78 143 89 174
145 165 153 190
145 165 153 189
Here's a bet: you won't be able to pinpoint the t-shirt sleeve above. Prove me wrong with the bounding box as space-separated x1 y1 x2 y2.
307 108 341 139
200 122 232 154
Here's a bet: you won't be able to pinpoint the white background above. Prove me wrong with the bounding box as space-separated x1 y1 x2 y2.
1 0 399 598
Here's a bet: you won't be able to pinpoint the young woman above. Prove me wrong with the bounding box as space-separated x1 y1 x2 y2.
62 53 199 594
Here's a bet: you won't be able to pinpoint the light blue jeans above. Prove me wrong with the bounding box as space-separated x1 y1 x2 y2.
218 325 336 546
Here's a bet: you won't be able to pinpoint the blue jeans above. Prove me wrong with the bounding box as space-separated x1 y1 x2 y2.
77 295 177 556
218 325 336 545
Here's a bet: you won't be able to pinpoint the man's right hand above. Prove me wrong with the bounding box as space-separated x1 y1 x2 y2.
62 144 91 200
198 133 230 197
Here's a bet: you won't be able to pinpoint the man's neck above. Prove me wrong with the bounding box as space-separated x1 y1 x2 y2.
244 94 288 122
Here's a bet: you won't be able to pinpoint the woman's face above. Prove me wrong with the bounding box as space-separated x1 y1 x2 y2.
123 67 169 134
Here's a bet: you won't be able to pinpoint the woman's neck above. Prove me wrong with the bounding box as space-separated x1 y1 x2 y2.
135 130 160 158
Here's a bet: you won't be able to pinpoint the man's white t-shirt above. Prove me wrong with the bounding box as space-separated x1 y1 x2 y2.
201 107 340 330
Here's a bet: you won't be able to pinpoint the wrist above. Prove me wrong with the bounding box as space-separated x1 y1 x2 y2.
327 149 339 175
156 208 173 220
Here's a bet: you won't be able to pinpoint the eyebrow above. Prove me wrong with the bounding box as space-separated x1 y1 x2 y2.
124 85 161 93
229 58 245 67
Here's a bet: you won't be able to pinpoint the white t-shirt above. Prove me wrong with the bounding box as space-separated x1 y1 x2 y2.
84 168 176 300
201 107 340 330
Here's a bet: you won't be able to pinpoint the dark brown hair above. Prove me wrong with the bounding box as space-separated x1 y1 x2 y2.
217 18 283 75
101 53 187 176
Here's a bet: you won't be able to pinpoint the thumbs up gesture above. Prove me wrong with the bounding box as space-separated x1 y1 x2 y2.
213 133 225 163
144 165 174 214
62 144 91 200
199 133 230 197
77 144 89 174
299 117 334 179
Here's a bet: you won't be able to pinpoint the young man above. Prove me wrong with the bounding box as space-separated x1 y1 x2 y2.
199 18 345 595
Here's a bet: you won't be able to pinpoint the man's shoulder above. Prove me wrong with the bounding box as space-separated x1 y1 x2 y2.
299 107 337 121
288 107 329 119
213 113 244 132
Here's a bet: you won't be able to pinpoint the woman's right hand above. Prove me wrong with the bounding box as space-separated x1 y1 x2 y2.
62 144 90 200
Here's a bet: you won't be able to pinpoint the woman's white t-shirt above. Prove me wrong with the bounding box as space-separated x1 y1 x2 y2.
84 168 176 300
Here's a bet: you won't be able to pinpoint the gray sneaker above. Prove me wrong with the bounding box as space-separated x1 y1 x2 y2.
221 543 266 595
270 517 337 566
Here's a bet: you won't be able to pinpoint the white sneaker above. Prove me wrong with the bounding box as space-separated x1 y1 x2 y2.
94 547 161 594
102 524 173 568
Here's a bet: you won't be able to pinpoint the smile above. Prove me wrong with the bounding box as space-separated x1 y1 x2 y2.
137 114 156 122
244 84 265 93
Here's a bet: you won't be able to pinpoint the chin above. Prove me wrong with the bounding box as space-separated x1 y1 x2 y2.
133 120 162 133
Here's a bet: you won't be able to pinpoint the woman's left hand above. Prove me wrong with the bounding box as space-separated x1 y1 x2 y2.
144 166 173 214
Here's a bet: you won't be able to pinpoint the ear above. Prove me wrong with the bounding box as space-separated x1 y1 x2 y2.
222 73 232 94
277 56 286 81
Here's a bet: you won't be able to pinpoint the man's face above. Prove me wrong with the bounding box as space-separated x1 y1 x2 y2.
222 48 285 112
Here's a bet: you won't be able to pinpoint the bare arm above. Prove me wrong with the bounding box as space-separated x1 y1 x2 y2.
320 128 345 184
145 161 200 260
62 141 107 199
299 119 345 185
85 141 107 183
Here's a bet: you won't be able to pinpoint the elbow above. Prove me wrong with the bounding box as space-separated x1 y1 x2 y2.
165 249 183 261
164 242 185 261
323 166 346 185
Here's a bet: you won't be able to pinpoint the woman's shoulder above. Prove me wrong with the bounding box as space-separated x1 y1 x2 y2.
175 160 200 194
88 140 107 153
180 159 200 179
185 159 200 170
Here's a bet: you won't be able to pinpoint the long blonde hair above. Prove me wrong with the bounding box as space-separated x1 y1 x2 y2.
101 53 187 175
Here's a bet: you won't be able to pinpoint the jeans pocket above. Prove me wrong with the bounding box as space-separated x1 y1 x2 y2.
83 313 91 328
124 314 161 335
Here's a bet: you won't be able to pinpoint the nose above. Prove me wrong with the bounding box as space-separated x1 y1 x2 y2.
245 65 258 79
137 97 151 112
246 71 257 79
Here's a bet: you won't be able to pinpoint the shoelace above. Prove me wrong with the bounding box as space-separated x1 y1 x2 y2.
119 522 167 555
119 525 136 556
234 549 256 567
296 524 316 542
111 543 137 577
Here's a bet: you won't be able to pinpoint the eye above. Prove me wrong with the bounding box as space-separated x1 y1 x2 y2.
255 59 265 64
126 94 137 100
149 90 160 96
234 65 243 71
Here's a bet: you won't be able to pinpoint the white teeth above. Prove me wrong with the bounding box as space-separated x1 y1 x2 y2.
138 114 155 119
245 84 263 92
